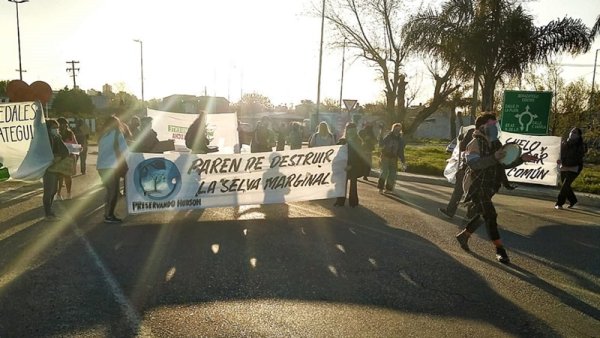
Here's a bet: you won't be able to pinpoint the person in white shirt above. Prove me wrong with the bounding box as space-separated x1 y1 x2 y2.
308 121 336 147
96 115 129 223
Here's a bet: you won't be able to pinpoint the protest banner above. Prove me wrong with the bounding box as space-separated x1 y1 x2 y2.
126 145 348 214
499 130 560 186
147 109 239 153
0 102 53 181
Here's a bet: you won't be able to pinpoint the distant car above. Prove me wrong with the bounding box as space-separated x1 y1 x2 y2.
446 138 457 153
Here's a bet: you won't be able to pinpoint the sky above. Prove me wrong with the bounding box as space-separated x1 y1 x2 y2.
1 0 600 108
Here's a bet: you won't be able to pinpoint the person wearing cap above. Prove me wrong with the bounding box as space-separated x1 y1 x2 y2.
455 113 536 264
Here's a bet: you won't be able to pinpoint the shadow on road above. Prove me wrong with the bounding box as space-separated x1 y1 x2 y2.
0 195 562 336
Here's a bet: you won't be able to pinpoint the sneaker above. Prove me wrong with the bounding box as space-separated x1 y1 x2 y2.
384 189 394 195
567 202 577 209
496 247 510 264
66 193 72 200
438 208 454 219
455 232 470 251
56 194 63 201
554 205 563 210
104 216 122 224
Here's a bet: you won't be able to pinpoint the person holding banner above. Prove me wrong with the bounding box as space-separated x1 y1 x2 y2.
43 119 70 221
309 121 336 148
56 118 78 200
455 113 536 264
555 127 586 209
96 116 129 223
334 122 367 208
377 123 406 194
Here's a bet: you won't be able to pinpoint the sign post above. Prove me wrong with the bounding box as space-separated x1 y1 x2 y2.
501 90 552 135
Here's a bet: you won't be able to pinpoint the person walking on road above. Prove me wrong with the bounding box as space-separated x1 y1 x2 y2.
555 127 586 209
56 117 78 200
438 127 475 219
43 119 69 221
455 113 536 264
73 118 90 175
334 122 367 208
377 123 406 194
359 122 377 181
96 115 129 223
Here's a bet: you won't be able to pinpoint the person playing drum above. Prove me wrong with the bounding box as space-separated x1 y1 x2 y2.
455 113 537 264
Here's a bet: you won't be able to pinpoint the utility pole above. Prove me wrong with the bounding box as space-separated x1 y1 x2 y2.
66 60 80 89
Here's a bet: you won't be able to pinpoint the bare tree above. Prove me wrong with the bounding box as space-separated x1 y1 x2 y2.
319 0 460 136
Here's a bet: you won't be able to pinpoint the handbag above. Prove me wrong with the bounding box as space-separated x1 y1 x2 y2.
47 156 75 176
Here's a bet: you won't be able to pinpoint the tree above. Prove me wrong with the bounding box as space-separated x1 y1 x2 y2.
234 93 273 116
591 14 600 37
322 98 341 112
0 80 8 97
403 0 591 113
322 0 460 137
51 87 94 116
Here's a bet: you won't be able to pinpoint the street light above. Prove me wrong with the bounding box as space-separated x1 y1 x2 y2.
590 48 600 109
133 39 145 103
8 0 29 81
315 0 325 127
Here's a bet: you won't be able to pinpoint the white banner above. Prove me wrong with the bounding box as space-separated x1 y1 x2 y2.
126 145 348 214
499 130 561 186
146 109 239 153
0 102 53 181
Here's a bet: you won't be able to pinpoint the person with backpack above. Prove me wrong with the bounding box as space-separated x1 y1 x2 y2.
377 123 406 194
438 127 475 219
455 113 536 264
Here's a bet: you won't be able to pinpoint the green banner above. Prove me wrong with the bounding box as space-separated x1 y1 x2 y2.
501 91 552 135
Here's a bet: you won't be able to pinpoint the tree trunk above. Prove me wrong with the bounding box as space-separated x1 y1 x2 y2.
450 107 457 140
481 78 495 112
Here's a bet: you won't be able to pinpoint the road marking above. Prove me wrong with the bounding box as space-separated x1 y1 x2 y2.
73 207 153 336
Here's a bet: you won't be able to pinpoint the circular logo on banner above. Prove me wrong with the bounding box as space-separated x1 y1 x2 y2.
134 158 181 200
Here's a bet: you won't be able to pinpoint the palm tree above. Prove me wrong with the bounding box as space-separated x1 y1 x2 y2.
591 14 600 37
403 0 591 112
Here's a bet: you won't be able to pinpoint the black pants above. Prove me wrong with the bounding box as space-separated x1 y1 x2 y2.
98 169 120 218
42 171 59 216
336 177 358 207
79 146 88 174
445 167 466 216
556 171 578 206
464 192 500 241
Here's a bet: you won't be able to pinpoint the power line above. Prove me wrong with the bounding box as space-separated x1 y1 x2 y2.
66 60 80 89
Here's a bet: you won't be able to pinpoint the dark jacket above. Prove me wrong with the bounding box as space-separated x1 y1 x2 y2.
379 132 405 163
560 139 585 172
338 137 368 179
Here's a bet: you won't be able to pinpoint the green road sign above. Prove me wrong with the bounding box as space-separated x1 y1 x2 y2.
501 91 552 135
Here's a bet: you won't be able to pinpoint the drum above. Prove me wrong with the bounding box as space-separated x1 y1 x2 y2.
499 143 522 166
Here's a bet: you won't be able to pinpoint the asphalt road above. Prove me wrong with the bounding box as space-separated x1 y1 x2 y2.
0 152 598 337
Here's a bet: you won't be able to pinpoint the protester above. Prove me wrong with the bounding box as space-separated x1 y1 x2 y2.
308 121 336 147
184 111 218 154
377 123 406 194
438 127 476 219
287 121 303 150
96 115 129 223
132 116 159 152
43 119 69 221
251 117 275 153
334 122 367 208
128 116 141 140
56 117 78 200
358 122 377 181
554 127 586 209
73 118 90 175
455 113 536 264
276 122 287 151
